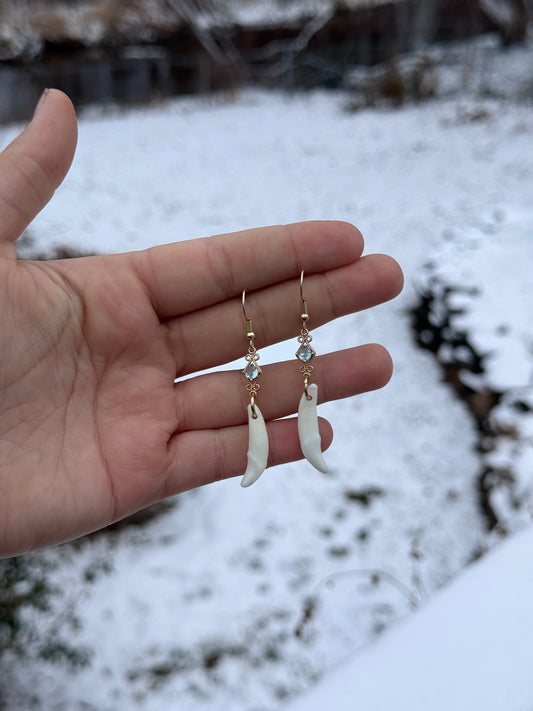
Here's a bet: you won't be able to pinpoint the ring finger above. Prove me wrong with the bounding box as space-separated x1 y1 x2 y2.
174 344 392 432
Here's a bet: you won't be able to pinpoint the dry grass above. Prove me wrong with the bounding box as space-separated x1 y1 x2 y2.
8 0 182 44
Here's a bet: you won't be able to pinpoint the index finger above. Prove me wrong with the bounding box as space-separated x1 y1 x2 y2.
131 220 364 319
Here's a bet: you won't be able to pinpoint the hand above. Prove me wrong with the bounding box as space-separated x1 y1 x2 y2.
0 90 403 557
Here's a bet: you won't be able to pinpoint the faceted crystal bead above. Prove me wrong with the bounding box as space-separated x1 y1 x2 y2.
296 344 315 362
244 362 261 381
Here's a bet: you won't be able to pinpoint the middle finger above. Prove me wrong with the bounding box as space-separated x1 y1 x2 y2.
167 254 401 377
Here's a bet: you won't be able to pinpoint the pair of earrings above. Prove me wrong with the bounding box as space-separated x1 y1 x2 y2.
240 271 328 488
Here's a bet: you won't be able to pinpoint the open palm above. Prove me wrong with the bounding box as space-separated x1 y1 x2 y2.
0 90 403 557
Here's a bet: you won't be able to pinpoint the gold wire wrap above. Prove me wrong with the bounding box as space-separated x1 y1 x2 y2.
297 271 314 400
242 290 260 418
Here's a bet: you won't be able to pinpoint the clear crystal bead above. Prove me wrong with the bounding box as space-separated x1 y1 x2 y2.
296 344 315 362
244 362 261 381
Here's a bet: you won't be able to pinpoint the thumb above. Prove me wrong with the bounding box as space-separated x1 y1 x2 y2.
0 88 78 244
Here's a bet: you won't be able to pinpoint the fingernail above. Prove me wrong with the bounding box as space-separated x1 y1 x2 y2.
34 88 50 118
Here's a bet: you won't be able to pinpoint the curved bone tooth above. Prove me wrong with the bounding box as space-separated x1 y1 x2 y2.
241 404 269 487
298 383 328 474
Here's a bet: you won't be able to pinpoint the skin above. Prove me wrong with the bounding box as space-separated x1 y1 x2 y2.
0 89 403 557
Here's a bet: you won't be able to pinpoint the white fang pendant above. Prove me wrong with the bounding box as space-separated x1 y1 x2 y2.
298 383 328 473
241 404 269 487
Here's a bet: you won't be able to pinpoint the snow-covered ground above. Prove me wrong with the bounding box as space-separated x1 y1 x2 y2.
2 39 533 711
286 523 533 711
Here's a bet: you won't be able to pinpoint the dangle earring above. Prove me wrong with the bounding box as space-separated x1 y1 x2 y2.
240 290 269 488
295 271 328 473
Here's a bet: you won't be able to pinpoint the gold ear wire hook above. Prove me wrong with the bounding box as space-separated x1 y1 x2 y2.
242 290 254 344
300 270 309 324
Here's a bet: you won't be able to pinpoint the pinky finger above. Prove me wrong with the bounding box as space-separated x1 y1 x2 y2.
164 417 333 494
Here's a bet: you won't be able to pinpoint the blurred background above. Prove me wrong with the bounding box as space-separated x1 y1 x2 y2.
0 2 532 710
0 0 531 121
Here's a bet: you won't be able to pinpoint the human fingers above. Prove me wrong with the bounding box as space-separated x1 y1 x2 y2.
0 89 77 246
169 253 402 376
132 220 364 318
175 344 392 432
166 416 333 493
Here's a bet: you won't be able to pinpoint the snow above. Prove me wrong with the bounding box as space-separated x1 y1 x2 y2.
228 0 401 28
2 39 533 711
430 214 533 392
286 523 533 711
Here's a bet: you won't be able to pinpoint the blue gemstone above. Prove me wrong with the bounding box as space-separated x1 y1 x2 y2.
244 362 260 380
296 344 315 362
